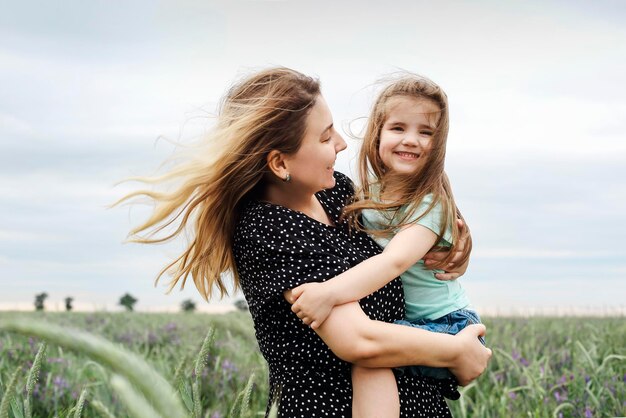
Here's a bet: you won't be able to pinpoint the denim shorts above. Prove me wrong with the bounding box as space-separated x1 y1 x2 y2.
395 308 485 380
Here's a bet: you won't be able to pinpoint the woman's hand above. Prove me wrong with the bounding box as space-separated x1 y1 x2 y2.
289 282 336 329
448 324 491 386
423 219 470 281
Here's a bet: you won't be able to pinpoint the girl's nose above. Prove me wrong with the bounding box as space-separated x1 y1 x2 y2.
401 132 419 146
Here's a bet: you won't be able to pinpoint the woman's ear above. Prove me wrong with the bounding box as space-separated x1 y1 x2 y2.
267 150 289 180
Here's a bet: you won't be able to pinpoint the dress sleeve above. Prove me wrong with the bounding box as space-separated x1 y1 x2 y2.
236 209 352 301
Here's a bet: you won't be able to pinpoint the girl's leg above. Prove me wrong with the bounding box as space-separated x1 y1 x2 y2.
351 365 399 418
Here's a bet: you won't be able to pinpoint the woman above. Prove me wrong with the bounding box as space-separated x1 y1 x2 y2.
124 67 491 417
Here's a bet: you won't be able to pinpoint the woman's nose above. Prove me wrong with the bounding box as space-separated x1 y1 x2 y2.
335 134 347 153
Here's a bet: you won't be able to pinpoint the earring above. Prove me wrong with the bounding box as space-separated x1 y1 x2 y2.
283 173 291 183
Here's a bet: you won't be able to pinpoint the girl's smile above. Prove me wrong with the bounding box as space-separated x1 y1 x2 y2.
378 96 440 176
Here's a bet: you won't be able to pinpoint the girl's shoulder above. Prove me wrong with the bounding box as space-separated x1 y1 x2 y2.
403 193 440 222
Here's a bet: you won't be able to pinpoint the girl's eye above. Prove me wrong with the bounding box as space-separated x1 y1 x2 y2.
391 126 403 132
420 131 433 136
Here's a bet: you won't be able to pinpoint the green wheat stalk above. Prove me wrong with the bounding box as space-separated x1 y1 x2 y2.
0 318 186 418
193 328 215 418
73 388 87 418
0 367 21 418
172 354 187 387
90 400 117 418
239 373 255 418
24 341 47 418
110 374 163 418
267 402 278 418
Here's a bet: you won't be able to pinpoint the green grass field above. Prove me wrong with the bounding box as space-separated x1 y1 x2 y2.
0 312 624 417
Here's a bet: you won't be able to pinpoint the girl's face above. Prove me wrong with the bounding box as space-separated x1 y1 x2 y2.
284 95 347 193
378 96 440 176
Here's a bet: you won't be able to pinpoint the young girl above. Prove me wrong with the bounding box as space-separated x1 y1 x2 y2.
290 74 483 415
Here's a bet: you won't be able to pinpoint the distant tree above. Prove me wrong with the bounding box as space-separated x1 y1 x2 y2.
65 297 73 312
119 293 138 312
181 299 196 313
34 293 48 311
234 299 249 311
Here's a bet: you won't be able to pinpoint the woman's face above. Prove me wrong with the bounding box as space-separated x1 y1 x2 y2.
285 95 347 193
378 96 439 176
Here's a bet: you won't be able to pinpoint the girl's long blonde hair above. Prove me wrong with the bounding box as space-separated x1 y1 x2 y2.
118 68 321 300
344 74 472 269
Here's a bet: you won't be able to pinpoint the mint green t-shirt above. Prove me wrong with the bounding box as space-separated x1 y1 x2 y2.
362 193 470 321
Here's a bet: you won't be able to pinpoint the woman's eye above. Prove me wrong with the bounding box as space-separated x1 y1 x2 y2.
322 137 332 143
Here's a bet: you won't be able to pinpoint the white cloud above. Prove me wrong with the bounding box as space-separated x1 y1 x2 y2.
1 0 625 311
0 112 35 136
473 248 622 259
0 229 68 243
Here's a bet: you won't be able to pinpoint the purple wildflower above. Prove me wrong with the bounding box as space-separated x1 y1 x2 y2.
585 375 591 384
584 406 593 417
116 332 138 345
164 322 178 332
520 357 529 367
53 376 70 390
221 360 237 372
553 391 567 403
210 413 222 418
52 375 70 398
508 392 517 400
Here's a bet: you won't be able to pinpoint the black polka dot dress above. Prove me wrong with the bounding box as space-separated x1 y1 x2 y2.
233 172 451 417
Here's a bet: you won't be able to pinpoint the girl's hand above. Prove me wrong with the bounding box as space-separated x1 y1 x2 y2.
448 324 491 386
289 282 336 329
424 219 470 281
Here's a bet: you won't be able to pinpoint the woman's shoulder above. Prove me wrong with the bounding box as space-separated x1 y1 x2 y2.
236 199 291 236
333 170 354 190
317 171 355 206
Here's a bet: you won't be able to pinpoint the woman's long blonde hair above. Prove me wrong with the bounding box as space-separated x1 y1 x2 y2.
344 74 472 269
118 68 321 300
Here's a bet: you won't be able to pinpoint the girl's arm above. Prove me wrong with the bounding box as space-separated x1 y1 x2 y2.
290 223 438 329
284 292 491 386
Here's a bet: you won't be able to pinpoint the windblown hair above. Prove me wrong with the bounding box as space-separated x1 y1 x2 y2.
117 68 321 300
344 74 472 269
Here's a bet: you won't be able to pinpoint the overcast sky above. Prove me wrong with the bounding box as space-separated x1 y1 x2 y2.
1 0 625 313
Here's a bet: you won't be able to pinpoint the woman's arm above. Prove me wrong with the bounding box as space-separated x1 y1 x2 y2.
290 223 438 328
424 219 470 281
284 292 491 386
